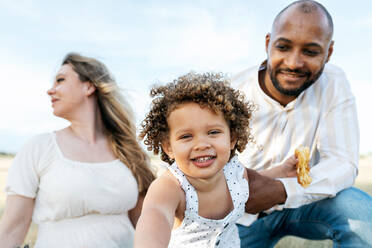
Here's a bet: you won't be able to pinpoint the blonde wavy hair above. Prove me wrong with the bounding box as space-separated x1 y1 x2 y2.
62 52 155 195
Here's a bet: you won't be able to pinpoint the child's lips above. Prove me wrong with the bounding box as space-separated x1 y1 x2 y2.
191 155 216 168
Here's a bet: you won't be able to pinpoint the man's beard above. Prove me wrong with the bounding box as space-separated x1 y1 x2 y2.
268 65 325 96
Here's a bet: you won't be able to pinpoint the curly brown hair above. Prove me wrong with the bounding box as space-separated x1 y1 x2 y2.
139 72 255 164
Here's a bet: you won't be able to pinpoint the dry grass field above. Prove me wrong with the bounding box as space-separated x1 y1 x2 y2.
0 154 371 247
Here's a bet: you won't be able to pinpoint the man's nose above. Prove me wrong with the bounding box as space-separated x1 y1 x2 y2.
285 51 304 69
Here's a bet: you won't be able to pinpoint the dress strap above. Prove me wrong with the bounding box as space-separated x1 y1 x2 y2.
168 163 199 214
223 155 249 211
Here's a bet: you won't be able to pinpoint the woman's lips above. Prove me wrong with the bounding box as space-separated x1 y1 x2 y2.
51 98 59 106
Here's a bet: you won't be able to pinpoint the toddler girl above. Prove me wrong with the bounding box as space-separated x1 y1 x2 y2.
135 72 296 248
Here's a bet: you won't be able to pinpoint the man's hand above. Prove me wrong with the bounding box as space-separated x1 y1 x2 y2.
245 168 287 214
278 155 298 178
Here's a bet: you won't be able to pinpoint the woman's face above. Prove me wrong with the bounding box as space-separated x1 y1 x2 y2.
47 64 90 119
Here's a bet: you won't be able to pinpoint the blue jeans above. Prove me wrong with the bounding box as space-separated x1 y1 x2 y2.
237 187 372 247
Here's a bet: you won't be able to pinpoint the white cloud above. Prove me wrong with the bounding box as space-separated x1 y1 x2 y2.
1 0 371 155
0 0 39 18
139 4 266 72
352 15 372 29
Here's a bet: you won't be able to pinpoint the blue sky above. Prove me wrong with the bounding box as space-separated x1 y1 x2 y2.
1 0 371 154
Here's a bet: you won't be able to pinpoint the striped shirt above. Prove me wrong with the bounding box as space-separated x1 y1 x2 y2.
232 62 359 226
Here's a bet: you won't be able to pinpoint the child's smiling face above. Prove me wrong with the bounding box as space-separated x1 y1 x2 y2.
162 102 236 180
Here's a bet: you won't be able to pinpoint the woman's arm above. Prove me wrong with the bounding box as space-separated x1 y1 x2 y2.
0 195 35 248
134 173 182 248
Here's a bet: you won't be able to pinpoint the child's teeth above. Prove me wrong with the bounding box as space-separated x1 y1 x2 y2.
196 156 211 162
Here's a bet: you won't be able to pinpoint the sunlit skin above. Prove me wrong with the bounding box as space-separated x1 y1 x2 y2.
162 102 236 184
263 7 334 106
134 91 299 248
47 64 95 120
46 64 115 163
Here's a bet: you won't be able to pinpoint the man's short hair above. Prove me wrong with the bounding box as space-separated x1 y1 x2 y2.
273 0 334 38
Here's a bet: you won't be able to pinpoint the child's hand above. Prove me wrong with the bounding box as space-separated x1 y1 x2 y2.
278 155 298 178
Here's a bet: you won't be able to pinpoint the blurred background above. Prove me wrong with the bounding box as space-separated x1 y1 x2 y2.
0 0 371 247
0 0 371 155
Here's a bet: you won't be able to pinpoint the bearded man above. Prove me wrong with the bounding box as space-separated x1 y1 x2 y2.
233 1 372 247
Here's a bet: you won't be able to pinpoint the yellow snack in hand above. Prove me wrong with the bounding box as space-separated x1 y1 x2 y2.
295 146 312 188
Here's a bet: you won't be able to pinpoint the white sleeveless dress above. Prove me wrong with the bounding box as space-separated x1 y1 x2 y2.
5 133 138 247
167 156 249 248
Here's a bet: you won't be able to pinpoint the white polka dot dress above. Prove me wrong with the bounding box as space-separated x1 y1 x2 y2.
167 156 249 248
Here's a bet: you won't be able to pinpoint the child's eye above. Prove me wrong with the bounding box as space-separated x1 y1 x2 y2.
208 130 221 135
179 134 192 140
56 78 64 83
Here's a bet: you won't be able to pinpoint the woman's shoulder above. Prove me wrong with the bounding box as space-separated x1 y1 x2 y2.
18 132 54 154
24 132 54 145
6 132 57 197
14 132 57 171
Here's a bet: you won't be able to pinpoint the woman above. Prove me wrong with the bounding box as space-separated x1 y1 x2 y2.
0 53 155 247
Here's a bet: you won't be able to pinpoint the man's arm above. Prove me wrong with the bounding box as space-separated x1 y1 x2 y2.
259 155 297 178
277 94 359 208
245 84 359 212
245 168 287 214
245 155 298 213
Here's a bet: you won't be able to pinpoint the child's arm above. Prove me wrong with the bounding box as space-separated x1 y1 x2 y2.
134 173 183 248
259 155 298 178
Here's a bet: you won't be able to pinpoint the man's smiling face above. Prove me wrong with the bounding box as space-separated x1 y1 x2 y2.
265 6 333 101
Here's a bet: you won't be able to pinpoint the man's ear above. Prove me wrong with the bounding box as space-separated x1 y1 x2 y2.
265 33 271 54
161 140 174 159
85 82 96 96
325 40 334 63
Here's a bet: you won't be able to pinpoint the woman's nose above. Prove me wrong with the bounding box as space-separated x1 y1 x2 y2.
47 87 55 96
